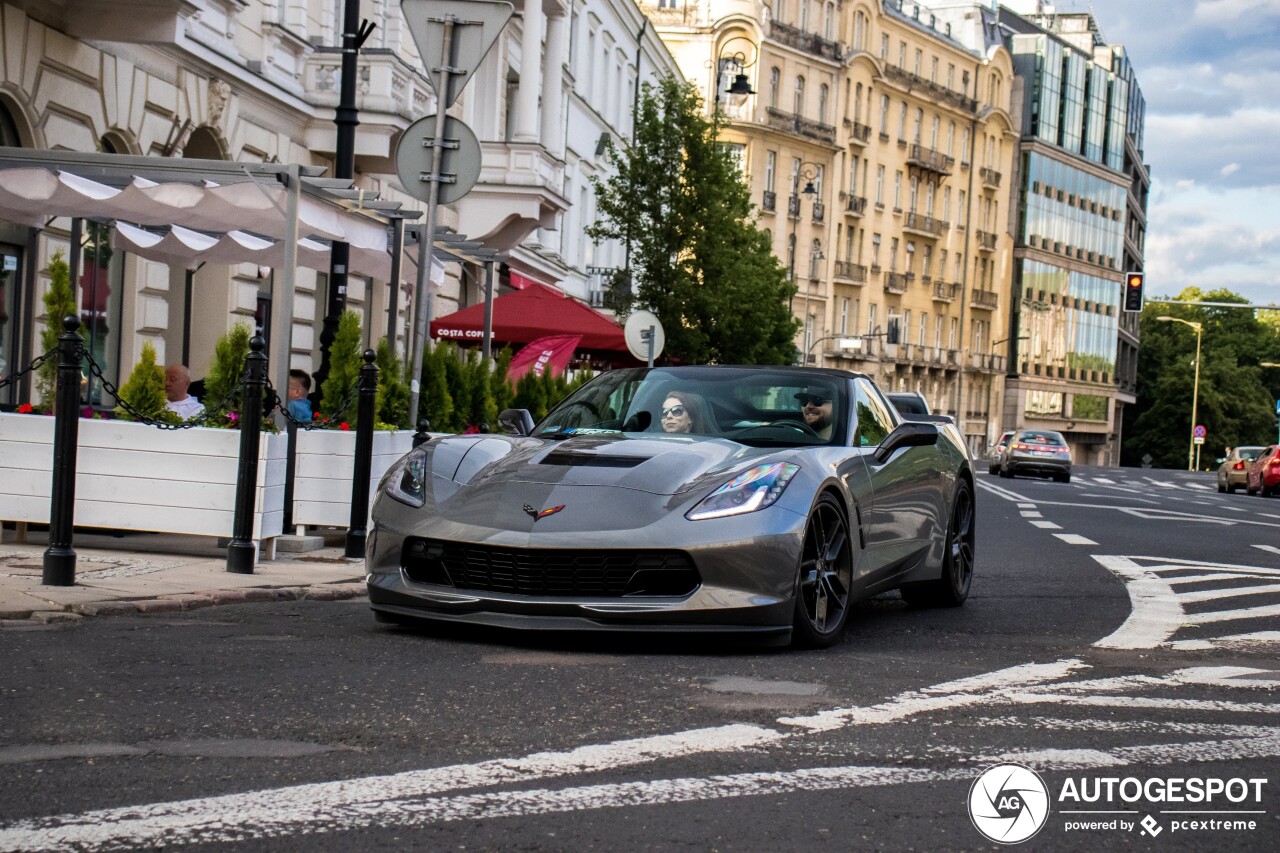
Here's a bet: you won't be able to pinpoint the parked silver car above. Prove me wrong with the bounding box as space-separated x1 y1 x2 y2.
1217 446 1264 493
987 430 1016 475
999 429 1072 482
368 366 976 648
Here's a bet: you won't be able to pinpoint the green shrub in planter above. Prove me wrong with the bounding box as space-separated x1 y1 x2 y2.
418 341 454 432
117 341 177 423
35 250 87 407
320 310 363 425
202 322 252 421
375 336 410 428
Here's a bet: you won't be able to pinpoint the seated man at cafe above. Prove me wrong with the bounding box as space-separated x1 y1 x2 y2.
164 363 205 420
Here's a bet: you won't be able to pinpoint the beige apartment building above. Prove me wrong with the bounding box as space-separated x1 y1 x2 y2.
649 0 1018 455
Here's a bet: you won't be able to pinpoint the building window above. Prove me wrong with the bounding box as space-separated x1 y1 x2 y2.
794 76 805 115
819 84 829 123
765 150 777 191
770 67 781 107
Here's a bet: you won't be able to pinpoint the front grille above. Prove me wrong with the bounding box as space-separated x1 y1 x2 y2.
401 538 700 597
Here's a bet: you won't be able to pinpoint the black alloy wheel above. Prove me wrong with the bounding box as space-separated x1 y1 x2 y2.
792 493 854 648
902 479 975 607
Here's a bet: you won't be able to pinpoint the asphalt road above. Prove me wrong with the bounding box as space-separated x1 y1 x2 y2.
1 465 1277 851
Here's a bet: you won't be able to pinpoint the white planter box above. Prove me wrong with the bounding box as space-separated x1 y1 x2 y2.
0 413 287 548
291 428 416 530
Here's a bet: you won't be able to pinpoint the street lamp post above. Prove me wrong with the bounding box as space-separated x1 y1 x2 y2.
713 36 758 123
1158 316 1203 471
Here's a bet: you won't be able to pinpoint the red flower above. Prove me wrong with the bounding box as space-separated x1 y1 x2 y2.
339 422 351 431
312 411 321 420
17 403 34 414
463 423 480 434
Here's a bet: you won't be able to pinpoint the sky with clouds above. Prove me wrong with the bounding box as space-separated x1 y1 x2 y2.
1073 0 1280 307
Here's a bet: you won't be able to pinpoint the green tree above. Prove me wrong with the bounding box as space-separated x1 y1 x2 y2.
36 250 87 405
374 336 410 428
320 310 363 425
466 350 498 430
116 341 173 422
202 322 252 421
1123 288 1280 468
418 342 454 432
588 76 799 365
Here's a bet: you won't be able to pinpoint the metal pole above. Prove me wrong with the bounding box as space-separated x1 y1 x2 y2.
482 258 495 360
283 419 298 534
345 349 378 558
227 336 268 573
273 162 302 406
407 15 459 424
646 326 654 368
317 0 364 399
42 315 83 586
387 217 405 355
1189 325 1201 472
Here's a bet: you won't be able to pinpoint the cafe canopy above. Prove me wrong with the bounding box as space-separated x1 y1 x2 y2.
430 281 629 354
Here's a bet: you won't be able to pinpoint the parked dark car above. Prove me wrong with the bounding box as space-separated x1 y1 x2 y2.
1245 445 1280 496
1217 446 1264 493
885 391 931 416
367 366 976 648
999 429 1072 482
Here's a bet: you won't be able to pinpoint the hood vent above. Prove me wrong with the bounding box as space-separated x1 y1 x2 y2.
541 452 648 468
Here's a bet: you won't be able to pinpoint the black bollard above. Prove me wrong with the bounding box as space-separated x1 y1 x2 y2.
42 315 83 586
282 419 298 534
345 349 378 559
412 418 432 448
227 336 268 573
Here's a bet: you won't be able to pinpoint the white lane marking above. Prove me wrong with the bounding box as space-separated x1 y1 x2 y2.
1053 533 1096 545
971 716 1277 737
1020 510 1043 518
1093 477 1116 484
1030 520 1062 529
1001 694 1280 714
977 484 1280 528
1254 544 1280 556
1016 502 1037 509
13 733 1280 849
1178 583 1280 603
1093 555 1280 649
1146 478 1180 489
0 725 785 852
777 658 1087 732
1171 631 1280 650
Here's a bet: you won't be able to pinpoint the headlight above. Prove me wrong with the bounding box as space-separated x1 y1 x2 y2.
383 447 428 507
686 463 799 520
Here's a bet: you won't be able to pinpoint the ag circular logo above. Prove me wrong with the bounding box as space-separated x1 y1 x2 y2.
968 762 1050 844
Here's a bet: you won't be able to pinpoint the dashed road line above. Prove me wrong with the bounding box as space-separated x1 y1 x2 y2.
1053 533 1096 545
1030 520 1062 529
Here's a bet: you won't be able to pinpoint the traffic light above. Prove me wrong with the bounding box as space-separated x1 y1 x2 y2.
1123 271 1144 312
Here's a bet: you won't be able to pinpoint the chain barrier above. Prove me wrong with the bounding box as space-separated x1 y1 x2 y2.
267 378 360 430
0 348 58 394
80 347 244 430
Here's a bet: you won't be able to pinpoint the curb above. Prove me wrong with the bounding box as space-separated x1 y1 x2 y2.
0 581 367 626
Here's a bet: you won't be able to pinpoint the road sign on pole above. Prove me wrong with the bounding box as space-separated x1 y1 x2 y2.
395 114 482 205
401 0 514 107
1193 424 1206 438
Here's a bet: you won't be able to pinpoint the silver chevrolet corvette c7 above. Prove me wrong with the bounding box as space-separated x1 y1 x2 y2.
365 366 975 647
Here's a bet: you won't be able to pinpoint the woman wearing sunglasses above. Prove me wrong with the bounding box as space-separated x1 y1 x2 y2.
659 390 710 434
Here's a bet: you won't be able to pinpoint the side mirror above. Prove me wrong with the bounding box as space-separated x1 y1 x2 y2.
497 408 535 436
873 421 939 464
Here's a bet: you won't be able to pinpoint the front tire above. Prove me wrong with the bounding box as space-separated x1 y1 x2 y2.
901 479 975 608
792 494 854 648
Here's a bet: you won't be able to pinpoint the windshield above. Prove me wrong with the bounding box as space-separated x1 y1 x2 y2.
535 367 850 448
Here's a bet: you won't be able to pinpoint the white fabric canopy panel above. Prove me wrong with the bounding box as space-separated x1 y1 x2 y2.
0 167 390 251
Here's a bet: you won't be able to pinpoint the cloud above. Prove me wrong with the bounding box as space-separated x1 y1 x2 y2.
1220 163 1240 177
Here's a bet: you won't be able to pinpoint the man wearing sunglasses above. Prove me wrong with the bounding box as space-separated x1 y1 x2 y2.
794 388 835 440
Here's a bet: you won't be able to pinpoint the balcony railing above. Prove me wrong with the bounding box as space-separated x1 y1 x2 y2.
766 107 837 144
870 262 883 275
933 282 957 302
812 202 825 223
844 195 867 216
903 211 945 236
884 272 909 294
970 289 999 309
907 144 954 176
833 260 868 283
976 230 998 252
762 190 776 212
847 120 872 145
980 167 1002 189
882 64 980 113
768 20 842 61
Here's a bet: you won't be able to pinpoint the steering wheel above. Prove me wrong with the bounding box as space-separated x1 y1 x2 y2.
736 419 819 438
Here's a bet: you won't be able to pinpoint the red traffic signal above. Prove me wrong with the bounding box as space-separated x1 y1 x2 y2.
1123 271 1144 312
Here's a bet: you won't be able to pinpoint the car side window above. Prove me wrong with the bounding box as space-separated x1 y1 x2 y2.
853 379 895 447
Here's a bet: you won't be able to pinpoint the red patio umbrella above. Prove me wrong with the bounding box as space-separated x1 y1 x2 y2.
430 282 631 355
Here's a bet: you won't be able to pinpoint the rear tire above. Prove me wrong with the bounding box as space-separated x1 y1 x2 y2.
900 479 974 608
1218 480 1227 493
1227 483 1238 494
999 465 1013 479
791 494 855 648
1247 479 1259 496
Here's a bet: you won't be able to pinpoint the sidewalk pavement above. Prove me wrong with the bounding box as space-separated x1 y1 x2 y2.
0 527 366 625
